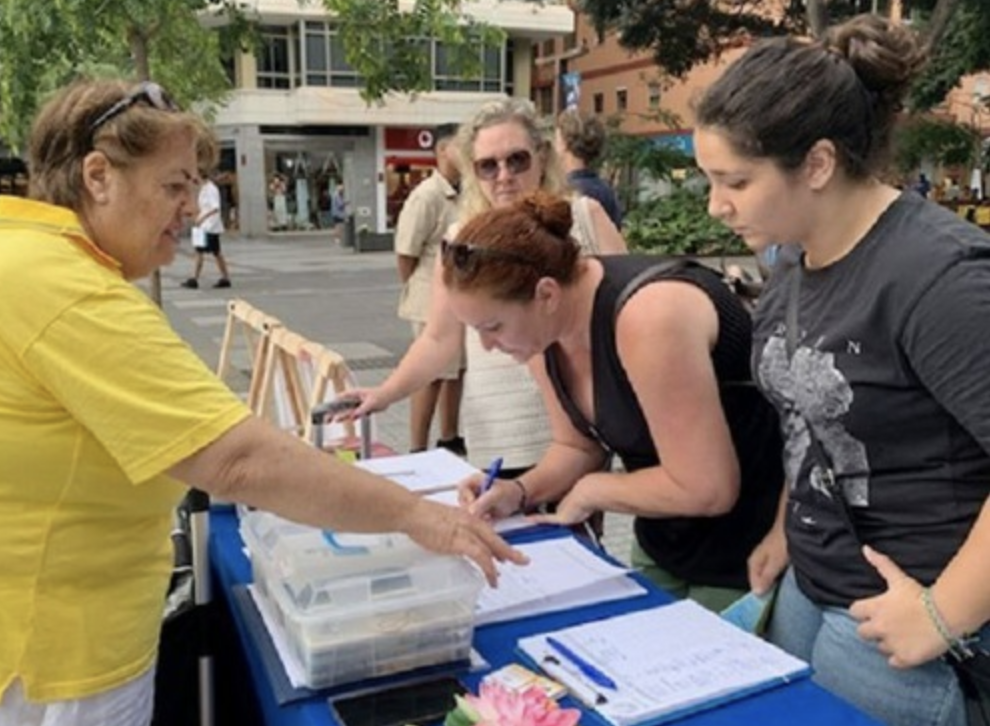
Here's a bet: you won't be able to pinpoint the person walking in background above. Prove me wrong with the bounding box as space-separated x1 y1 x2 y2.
394 124 466 456
181 167 231 289
555 108 623 229
455 192 784 611
330 182 348 244
346 98 626 478
695 14 989 726
0 78 523 726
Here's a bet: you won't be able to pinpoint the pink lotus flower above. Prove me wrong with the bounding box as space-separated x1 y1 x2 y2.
454 681 581 726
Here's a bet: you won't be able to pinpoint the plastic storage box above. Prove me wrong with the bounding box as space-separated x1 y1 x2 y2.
240 512 419 598
240 511 483 689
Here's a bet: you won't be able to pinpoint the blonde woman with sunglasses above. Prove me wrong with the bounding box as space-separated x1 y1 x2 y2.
349 98 625 481
0 79 523 726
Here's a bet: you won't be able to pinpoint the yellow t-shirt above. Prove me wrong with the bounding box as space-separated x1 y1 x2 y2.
0 197 251 701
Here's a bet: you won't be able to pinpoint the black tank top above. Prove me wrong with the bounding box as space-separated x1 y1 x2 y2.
544 256 784 588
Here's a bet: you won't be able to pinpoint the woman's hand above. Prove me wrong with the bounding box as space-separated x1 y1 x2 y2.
331 388 391 420
849 546 946 668
399 497 528 586
527 481 596 528
459 475 524 521
747 523 789 595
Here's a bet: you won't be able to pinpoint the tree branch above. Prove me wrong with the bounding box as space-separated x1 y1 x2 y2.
921 0 963 54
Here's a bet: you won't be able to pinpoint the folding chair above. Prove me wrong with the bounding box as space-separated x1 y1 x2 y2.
257 327 392 458
215 299 283 413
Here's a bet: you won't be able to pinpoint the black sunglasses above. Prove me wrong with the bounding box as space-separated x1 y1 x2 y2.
441 238 535 274
88 82 179 138
472 149 533 181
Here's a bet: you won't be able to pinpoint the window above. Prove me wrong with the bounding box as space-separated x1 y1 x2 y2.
434 42 504 93
329 26 360 87
593 92 604 114
536 86 554 116
504 39 515 96
616 88 628 112
257 25 296 89
648 82 661 109
268 21 506 94
304 22 329 86
542 38 555 57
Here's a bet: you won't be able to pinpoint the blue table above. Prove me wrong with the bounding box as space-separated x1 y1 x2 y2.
208 508 882 726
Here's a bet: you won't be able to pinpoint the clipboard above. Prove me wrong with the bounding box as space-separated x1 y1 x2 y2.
517 600 812 726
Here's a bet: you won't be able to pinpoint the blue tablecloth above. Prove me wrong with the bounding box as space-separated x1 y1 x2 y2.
209 508 882 726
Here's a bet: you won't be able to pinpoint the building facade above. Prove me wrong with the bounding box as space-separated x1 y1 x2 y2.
210 0 572 238
535 3 989 177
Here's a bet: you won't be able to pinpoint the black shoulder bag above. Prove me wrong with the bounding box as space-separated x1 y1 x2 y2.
786 270 990 726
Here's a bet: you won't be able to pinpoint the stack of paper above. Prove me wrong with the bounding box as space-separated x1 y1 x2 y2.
356 449 533 534
355 448 479 494
518 600 811 726
475 539 646 626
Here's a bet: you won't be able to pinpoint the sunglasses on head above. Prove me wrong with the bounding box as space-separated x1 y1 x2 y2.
472 149 533 181
441 238 535 274
88 81 179 138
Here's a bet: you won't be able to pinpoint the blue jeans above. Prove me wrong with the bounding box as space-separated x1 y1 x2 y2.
768 568 967 726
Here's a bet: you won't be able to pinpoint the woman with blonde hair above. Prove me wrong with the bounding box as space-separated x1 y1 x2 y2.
351 98 625 478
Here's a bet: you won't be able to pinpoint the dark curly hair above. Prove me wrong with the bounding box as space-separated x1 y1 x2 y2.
696 14 927 179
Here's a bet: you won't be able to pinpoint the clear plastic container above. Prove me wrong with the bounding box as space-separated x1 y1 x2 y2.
240 511 483 689
240 511 423 600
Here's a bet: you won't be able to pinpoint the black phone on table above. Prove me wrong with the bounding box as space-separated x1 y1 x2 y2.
328 675 466 726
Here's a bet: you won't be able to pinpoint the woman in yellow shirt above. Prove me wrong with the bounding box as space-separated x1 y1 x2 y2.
0 78 522 726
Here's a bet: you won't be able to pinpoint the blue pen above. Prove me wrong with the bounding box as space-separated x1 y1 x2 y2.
546 636 618 691
479 456 503 496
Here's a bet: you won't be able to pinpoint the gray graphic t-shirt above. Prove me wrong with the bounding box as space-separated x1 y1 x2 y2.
753 193 990 606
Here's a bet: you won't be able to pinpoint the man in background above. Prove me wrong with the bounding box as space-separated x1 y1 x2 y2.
182 169 232 289
394 124 465 455
555 108 623 229
330 183 348 244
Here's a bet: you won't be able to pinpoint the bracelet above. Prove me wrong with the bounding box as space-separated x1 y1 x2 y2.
921 587 974 659
511 478 529 514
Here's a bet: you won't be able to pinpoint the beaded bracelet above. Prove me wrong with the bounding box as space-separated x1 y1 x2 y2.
511 478 529 514
921 586 975 660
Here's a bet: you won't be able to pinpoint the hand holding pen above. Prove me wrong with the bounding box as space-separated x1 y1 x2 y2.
460 456 516 520
479 456 503 496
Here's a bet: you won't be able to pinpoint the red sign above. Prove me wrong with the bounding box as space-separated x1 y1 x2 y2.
384 127 436 151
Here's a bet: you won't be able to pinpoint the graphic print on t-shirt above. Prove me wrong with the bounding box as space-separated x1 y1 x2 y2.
757 335 869 508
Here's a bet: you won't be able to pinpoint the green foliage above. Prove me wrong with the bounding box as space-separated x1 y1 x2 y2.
893 115 981 171
909 0 990 111
600 114 692 214
580 0 989 108
0 0 242 151
323 0 504 102
578 0 781 79
623 187 748 257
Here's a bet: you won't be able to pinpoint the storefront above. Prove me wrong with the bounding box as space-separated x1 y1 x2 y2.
383 127 439 228
263 140 347 233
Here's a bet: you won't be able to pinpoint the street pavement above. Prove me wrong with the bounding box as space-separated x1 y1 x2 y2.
148 233 759 564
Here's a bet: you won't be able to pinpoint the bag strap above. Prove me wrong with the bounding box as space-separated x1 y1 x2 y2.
544 260 693 455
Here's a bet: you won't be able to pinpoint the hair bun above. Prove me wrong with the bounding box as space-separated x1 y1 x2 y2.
824 14 926 96
518 190 572 238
